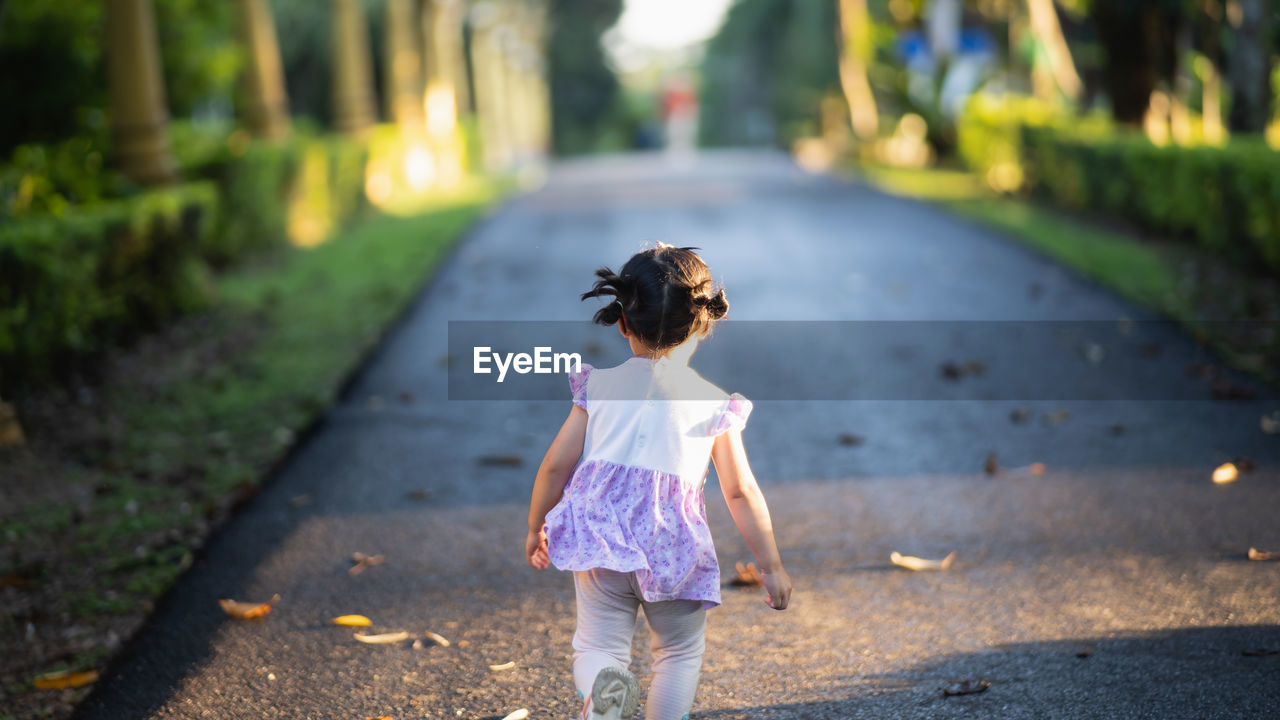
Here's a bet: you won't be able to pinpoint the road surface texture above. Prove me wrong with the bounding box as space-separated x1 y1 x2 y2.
75 152 1280 720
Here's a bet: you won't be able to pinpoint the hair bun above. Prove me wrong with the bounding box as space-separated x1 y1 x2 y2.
705 289 728 319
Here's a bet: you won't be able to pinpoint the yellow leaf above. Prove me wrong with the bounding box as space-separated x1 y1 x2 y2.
890 551 956 571
332 614 373 627
218 594 280 619
489 661 516 671
34 669 99 690
354 631 409 644
423 630 450 647
1212 463 1238 484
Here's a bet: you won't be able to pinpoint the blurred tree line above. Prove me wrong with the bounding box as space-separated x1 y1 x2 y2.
698 0 1280 150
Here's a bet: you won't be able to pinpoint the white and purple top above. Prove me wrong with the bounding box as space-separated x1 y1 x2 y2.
545 356 752 609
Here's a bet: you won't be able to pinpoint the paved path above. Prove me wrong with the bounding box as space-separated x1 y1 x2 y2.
76 152 1280 719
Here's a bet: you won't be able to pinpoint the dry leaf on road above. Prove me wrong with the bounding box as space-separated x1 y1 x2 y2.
218 594 279 620
332 615 373 627
500 710 530 720
350 552 386 576
837 433 864 446
727 561 763 587
944 679 990 696
983 452 998 475
891 551 956 571
353 631 409 644
1212 463 1238 485
1242 648 1277 656
489 661 516 671
423 630 451 647
33 669 99 690
1248 547 1277 561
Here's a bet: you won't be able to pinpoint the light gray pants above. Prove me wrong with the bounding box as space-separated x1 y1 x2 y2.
572 568 707 720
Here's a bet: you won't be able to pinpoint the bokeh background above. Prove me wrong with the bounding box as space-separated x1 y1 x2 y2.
3 2 1280 719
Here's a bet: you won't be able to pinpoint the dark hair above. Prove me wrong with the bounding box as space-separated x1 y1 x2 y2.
580 244 729 351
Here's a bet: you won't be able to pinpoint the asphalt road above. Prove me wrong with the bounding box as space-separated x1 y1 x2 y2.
74 151 1280 720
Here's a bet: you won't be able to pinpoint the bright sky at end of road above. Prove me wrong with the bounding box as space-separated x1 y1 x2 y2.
605 0 734 73
611 0 734 51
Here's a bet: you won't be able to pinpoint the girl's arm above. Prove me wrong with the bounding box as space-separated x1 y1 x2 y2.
526 405 588 569
712 428 792 609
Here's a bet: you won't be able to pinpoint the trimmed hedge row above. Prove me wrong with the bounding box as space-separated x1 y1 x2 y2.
957 94 1280 273
0 183 218 388
1021 129 1280 269
1 131 370 394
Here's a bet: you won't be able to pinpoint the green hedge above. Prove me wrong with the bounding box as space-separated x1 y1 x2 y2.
1021 129 1280 269
0 182 218 391
957 93 1280 272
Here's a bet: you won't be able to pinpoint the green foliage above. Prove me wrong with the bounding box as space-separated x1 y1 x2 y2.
1023 129 1280 270
0 134 129 219
0 0 241 152
956 94 1109 192
0 1 106 151
0 183 219 391
699 0 840 148
547 0 624 155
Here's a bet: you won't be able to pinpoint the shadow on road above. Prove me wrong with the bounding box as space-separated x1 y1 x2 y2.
695 625 1280 719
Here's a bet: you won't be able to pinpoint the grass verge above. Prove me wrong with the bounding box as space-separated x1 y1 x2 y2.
0 179 501 719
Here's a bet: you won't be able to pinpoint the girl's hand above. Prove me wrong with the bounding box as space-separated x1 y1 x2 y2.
761 567 792 610
526 527 550 570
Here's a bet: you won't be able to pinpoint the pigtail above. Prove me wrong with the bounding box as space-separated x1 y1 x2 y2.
580 266 631 326
704 288 729 320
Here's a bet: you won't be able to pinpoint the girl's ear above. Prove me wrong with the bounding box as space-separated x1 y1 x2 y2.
617 314 630 337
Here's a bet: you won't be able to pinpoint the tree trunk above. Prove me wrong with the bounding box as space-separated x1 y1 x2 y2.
384 0 423 129
837 0 878 139
1025 0 1082 102
235 0 291 140
1092 4 1177 125
1227 0 1272 133
106 0 176 184
331 0 377 135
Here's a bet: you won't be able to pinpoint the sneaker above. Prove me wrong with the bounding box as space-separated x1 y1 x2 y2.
590 666 640 719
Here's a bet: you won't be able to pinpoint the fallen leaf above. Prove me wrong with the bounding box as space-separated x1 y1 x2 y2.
1262 412 1280 435
332 615 373 627
354 631 409 644
218 594 279 620
1212 463 1238 485
501 711 530 720
943 679 990 696
0 400 25 447
350 552 386 576
1009 408 1031 424
1248 547 1277 561
489 661 516 671
1042 409 1070 427
939 362 962 380
33 669 98 690
837 433 864 447
983 452 999 476
366 716 392 719
412 639 424 650
406 489 433 501
1242 648 1277 657
961 359 986 376
727 561 763 587
1108 422 1126 436
1234 457 1257 472
1028 462 1046 476
458 640 471 648
477 454 524 467
890 551 956 572
423 630 451 647
1075 647 1093 658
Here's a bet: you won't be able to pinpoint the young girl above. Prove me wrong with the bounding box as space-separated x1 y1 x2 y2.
525 244 792 720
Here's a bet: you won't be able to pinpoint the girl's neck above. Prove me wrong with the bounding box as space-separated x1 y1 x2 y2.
629 337 699 365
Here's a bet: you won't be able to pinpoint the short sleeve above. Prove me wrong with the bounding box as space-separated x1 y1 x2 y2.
709 392 752 436
568 363 594 410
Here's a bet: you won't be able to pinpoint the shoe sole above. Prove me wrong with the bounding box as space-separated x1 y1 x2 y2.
591 666 640 719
